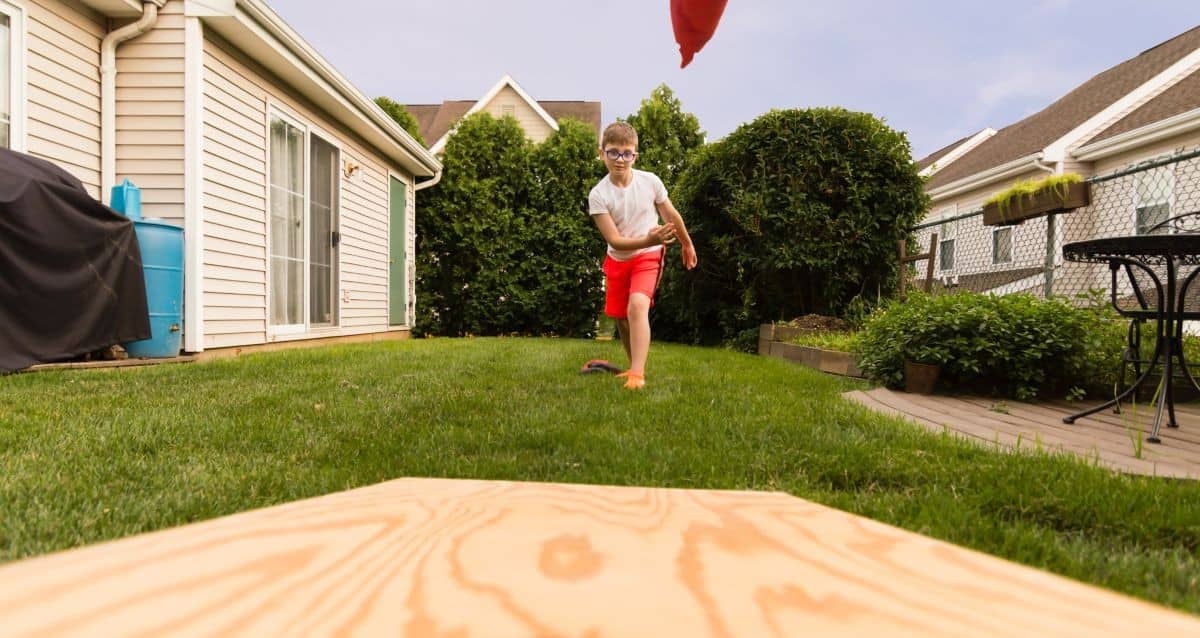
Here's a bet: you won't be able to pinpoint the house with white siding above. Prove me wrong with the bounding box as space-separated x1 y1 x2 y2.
406 74 601 155
0 0 441 355
914 25 1200 294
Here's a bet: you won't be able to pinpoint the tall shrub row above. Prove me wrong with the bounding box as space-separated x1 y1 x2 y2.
415 114 606 337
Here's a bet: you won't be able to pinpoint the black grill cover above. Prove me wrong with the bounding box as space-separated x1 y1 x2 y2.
1 148 150 372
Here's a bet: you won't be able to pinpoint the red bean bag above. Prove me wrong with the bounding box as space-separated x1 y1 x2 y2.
670 0 728 68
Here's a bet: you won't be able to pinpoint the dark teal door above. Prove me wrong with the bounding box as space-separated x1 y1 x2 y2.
389 177 407 326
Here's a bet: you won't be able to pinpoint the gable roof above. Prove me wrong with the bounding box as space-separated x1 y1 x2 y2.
1082 70 1200 146
916 128 996 176
927 25 1200 192
916 134 972 171
406 76 602 153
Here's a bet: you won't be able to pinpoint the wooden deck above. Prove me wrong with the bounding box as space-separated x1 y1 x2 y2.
845 388 1200 479
1 478 1198 637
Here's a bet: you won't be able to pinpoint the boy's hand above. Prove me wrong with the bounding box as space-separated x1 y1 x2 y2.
647 223 677 246
681 243 697 270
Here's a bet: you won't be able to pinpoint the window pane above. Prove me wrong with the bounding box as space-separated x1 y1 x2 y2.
939 239 955 270
309 136 337 325
993 228 1012 264
269 116 306 326
1137 204 1170 235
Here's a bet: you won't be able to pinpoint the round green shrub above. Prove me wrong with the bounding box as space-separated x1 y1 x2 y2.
654 107 929 349
857 291 1125 400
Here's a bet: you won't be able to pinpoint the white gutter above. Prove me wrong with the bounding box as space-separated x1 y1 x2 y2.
928 152 1046 202
1073 107 1200 161
414 172 442 191
235 0 440 178
100 1 160 204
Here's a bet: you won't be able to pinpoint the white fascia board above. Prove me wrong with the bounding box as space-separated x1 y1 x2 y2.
81 0 165 17
928 153 1045 202
1073 107 1200 162
428 74 560 155
1044 47 1200 162
919 128 997 177
189 0 440 177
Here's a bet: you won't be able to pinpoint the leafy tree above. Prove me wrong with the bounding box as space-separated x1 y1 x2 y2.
415 113 605 336
374 96 426 147
620 84 705 190
654 107 931 349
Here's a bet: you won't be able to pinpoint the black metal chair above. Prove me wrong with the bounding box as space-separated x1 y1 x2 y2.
1111 211 1200 414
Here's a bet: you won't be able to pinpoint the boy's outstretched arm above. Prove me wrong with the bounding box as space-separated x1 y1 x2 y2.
656 199 697 270
592 213 677 251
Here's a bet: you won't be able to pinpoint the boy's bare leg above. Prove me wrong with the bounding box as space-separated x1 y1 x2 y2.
625 293 652 379
615 318 632 362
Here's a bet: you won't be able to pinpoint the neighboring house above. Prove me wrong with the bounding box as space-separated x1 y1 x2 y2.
914 25 1200 295
406 74 601 154
0 0 441 355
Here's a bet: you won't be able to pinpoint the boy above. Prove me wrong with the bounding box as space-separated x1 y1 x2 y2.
588 122 697 390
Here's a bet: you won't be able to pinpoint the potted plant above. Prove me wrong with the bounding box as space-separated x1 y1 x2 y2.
981 172 1090 227
903 359 941 394
902 343 944 395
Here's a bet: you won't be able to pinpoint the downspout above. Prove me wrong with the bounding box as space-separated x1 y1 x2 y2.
101 2 159 203
408 170 441 324
414 171 442 191
1032 156 1061 297
1032 156 1058 175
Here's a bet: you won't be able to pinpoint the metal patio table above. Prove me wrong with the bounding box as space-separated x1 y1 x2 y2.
1062 233 1200 443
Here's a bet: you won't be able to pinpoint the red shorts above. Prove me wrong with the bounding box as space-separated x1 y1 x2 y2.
603 249 665 319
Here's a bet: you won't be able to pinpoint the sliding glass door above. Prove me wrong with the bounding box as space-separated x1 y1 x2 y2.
268 113 339 333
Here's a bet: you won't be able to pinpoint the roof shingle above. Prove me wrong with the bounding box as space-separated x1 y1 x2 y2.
927 26 1200 191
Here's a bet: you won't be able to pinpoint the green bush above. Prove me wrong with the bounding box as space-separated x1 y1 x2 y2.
857 291 1126 400
415 114 606 336
654 108 929 349
620 84 705 192
374 96 425 147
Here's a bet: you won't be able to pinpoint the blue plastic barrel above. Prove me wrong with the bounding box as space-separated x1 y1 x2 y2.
122 219 185 358
110 178 143 220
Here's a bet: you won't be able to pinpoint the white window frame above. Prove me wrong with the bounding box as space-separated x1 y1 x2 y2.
267 108 308 336
0 0 26 152
266 106 344 337
938 207 956 272
1132 167 1175 235
991 226 1013 265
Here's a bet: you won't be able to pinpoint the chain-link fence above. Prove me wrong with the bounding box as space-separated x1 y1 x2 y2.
907 146 1200 302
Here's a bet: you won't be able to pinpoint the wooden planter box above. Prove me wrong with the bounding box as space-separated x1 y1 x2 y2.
758 325 863 378
981 181 1090 227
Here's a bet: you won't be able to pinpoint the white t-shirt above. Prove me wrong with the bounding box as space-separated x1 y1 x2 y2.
588 169 669 261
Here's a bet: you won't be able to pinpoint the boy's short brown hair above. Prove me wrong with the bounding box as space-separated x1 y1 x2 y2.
602 122 638 149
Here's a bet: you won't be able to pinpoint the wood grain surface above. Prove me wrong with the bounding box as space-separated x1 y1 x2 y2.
0 478 1197 637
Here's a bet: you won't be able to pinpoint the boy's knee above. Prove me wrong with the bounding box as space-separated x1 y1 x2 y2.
627 294 651 316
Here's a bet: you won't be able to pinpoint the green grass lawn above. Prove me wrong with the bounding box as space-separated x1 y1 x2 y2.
1 337 1198 614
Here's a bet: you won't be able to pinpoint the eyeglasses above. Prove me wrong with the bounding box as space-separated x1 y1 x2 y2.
604 149 638 162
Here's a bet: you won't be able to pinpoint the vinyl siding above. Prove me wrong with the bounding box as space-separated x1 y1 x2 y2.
23 0 104 197
201 34 414 349
917 170 1054 291
114 0 185 223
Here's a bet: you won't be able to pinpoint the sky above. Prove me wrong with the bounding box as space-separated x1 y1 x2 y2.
268 1 1200 159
